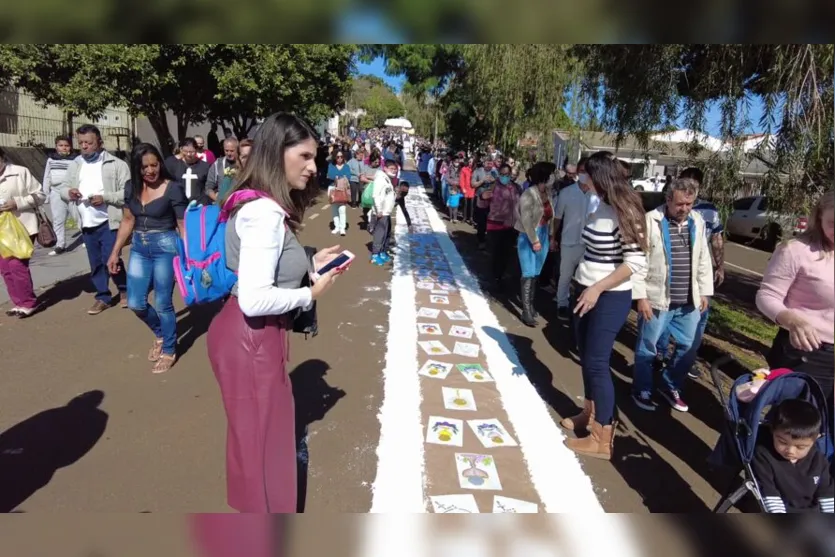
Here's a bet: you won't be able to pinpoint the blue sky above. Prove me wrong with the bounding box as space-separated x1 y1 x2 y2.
356 57 406 91
355 55 770 137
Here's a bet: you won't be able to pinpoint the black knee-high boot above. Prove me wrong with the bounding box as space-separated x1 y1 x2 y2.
520 278 536 327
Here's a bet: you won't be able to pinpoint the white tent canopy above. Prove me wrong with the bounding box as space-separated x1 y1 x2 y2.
384 117 413 128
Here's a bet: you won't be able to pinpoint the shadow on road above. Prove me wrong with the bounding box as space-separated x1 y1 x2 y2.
37 273 95 311
289 359 346 513
0 390 108 512
177 301 223 356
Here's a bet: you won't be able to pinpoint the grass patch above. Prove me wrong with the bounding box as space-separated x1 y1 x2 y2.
707 299 778 345
703 299 777 371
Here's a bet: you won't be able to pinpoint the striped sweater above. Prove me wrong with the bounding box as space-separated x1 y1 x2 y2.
42 153 78 195
573 201 647 291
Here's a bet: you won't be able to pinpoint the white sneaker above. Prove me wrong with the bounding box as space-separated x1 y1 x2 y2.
331 228 339 235
340 230 346 236
16 306 35 318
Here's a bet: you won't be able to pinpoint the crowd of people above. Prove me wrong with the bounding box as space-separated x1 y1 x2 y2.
413 142 833 511
0 112 832 514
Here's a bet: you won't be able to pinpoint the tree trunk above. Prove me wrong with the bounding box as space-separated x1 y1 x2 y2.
147 111 175 158
175 113 188 144
231 115 256 141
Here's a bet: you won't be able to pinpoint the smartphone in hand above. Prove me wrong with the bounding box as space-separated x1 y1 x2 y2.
311 250 355 281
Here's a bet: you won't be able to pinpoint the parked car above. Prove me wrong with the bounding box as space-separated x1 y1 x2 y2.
726 195 807 250
632 176 668 192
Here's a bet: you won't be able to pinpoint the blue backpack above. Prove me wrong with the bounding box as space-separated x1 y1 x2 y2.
173 190 268 306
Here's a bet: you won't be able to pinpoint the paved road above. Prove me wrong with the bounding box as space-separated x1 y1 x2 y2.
724 240 771 277
1 173 750 514
0 231 89 306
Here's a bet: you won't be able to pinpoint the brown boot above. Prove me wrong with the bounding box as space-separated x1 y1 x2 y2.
559 399 595 432
564 421 616 461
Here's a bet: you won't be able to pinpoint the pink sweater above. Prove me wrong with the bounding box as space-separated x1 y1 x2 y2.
756 239 834 344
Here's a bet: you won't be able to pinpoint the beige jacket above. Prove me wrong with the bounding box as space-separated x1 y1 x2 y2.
61 151 129 230
632 207 714 310
0 163 47 236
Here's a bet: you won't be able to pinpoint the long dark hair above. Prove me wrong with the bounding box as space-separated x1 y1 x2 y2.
585 151 648 251
129 143 172 201
228 112 319 233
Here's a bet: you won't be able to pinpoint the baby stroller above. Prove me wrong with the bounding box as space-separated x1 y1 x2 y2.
708 356 833 513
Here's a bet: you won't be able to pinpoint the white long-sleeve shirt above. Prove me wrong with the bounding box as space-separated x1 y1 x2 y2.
235 198 312 317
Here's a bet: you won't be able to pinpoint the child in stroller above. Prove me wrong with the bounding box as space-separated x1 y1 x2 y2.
708 358 834 513
752 398 833 513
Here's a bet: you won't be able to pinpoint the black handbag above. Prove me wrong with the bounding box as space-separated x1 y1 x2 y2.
292 247 319 338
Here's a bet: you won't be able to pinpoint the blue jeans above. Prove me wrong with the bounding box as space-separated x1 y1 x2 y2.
127 230 179 355
571 283 633 425
656 305 710 369
634 304 702 394
517 225 550 278
82 222 126 303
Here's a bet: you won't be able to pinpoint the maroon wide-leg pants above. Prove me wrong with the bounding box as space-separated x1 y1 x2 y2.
207 297 296 513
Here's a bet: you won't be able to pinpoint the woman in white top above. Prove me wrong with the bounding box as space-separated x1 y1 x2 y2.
207 113 344 513
561 151 648 461
0 153 46 317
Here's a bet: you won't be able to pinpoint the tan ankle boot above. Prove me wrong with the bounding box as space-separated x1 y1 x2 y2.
564 420 616 461
559 399 595 432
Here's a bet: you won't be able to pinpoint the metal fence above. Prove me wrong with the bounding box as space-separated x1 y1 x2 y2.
0 87 132 151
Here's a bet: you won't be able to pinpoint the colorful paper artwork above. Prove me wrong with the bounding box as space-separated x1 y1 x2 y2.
426 416 464 447
468 419 518 448
453 342 480 358
418 340 451 356
492 496 538 513
417 307 441 319
442 387 477 411
417 323 443 336
418 360 454 379
416 280 436 290
435 282 458 292
430 494 480 514
449 325 474 339
444 310 469 321
429 295 449 305
456 363 494 383
454 453 502 491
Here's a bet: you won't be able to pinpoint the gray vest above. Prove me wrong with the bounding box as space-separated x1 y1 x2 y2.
226 212 310 297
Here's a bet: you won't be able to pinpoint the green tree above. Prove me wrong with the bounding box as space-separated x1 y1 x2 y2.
573 44 834 214
366 45 573 153
402 92 444 139
4 44 357 155
210 44 357 139
346 75 403 128
7 44 216 154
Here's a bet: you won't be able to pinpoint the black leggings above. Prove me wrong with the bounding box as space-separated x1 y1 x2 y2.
488 228 518 281
462 197 474 222
396 195 411 227
474 206 489 243
767 329 834 423
349 181 361 206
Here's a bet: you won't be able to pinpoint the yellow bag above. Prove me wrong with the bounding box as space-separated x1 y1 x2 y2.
0 211 35 259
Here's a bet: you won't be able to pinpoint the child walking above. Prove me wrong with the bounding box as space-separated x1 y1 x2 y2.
447 184 463 223
370 160 398 266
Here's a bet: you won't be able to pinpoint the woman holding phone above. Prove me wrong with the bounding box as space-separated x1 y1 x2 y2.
207 113 345 513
